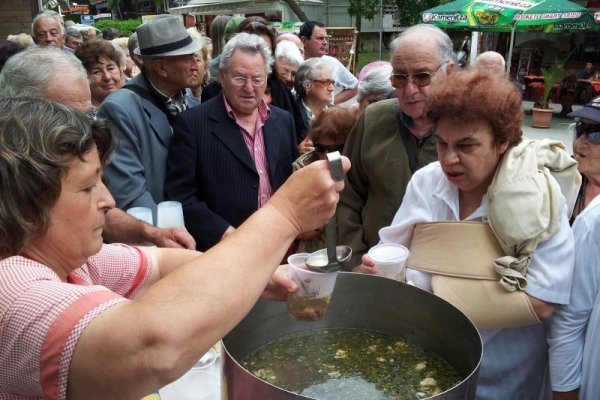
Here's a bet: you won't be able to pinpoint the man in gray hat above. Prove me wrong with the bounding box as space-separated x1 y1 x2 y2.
98 16 202 221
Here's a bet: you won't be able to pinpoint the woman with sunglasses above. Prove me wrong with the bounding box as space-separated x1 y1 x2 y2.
549 96 600 400
295 57 335 154
566 101 600 222
292 107 359 252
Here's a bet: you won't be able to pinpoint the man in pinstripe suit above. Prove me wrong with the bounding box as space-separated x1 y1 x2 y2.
165 33 299 251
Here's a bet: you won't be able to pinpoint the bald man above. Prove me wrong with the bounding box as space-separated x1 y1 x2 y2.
475 51 506 74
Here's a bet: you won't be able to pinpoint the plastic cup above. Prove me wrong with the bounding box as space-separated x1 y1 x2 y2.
156 201 185 228
126 206 153 226
368 243 410 281
193 347 220 376
287 253 338 321
172 370 220 400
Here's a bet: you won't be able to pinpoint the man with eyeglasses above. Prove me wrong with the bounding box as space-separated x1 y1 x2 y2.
299 21 358 105
549 95 600 400
338 24 455 269
165 32 298 251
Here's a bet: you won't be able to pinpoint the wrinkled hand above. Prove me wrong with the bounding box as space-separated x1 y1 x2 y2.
269 157 350 235
261 264 297 301
149 225 196 250
352 253 378 275
298 136 315 154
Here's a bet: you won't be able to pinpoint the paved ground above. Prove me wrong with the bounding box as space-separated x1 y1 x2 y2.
521 100 578 153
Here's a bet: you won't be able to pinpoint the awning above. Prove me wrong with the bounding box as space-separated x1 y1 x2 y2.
169 0 322 15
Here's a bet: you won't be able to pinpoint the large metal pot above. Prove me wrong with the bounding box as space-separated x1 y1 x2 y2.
223 272 482 399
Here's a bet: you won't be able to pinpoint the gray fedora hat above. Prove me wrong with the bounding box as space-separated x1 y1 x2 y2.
134 16 201 57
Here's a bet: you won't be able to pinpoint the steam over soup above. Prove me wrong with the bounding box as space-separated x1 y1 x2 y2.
242 329 462 400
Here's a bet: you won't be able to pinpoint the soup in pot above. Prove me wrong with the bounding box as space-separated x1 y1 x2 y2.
242 329 462 400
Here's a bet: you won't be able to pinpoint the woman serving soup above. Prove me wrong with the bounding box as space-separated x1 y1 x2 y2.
360 69 579 398
0 98 348 399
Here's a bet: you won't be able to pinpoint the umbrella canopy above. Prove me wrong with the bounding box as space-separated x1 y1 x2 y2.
420 0 594 32
420 0 598 73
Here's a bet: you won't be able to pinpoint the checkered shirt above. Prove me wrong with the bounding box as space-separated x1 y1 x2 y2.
0 244 153 399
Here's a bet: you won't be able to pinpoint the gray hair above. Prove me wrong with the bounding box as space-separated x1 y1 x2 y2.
294 57 329 99
475 51 506 72
65 27 82 40
0 47 88 98
357 64 395 103
0 97 113 256
219 32 273 76
31 11 65 37
390 24 454 68
275 40 303 66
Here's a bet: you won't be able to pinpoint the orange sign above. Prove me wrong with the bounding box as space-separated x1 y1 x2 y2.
69 4 89 14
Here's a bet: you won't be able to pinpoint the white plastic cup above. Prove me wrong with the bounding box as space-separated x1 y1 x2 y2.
287 253 338 321
172 370 220 400
368 243 410 281
156 201 185 228
193 347 220 376
126 207 153 226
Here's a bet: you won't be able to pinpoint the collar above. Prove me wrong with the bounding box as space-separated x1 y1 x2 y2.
223 93 271 121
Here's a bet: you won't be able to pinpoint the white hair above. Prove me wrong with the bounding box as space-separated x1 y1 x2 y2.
275 40 303 66
357 64 394 103
0 47 87 98
219 32 273 76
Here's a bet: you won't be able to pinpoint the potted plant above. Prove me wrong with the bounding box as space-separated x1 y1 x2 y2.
531 58 566 128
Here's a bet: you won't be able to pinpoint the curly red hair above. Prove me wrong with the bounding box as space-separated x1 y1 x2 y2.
310 107 360 144
425 68 523 146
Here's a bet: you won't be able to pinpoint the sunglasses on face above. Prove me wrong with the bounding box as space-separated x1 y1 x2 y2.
571 122 600 143
389 64 443 89
314 143 344 153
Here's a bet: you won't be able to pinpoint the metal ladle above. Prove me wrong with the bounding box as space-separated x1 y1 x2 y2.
305 152 352 273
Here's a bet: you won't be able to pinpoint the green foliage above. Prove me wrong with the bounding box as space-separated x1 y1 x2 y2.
93 18 142 36
348 0 446 25
539 62 563 109
348 0 381 20
394 0 445 26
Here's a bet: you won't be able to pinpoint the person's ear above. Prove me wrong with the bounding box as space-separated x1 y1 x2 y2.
152 58 168 78
497 140 510 156
445 62 456 75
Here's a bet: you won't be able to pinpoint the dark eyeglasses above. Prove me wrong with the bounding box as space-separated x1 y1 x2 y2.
312 79 335 87
390 63 443 89
571 122 600 143
314 143 344 153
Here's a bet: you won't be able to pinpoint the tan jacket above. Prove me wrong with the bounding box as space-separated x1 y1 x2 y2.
487 138 581 291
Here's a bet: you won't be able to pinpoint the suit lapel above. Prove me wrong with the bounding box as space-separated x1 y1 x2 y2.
263 111 281 178
210 98 257 172
145 105 173 148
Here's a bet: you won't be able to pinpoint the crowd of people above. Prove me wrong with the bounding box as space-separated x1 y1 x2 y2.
1 9 599 400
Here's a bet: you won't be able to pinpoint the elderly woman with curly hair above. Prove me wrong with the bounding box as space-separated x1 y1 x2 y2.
75 38 124 112
0 97 348 398
359 69 579 399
